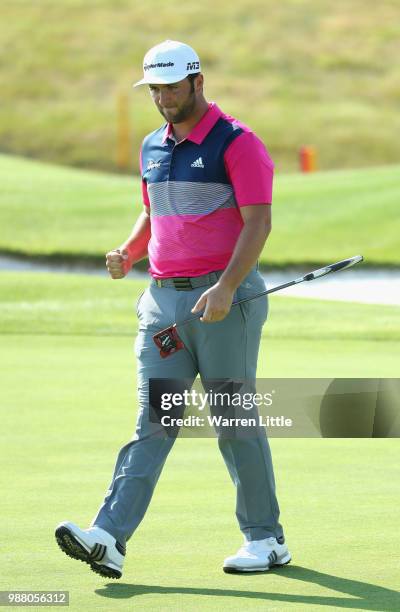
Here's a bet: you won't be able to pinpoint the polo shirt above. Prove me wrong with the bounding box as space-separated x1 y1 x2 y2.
140 102 274 278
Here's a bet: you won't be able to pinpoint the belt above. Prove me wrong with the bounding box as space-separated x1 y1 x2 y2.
152 270 224 291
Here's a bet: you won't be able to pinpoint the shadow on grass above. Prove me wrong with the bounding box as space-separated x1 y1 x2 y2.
95 565 400 610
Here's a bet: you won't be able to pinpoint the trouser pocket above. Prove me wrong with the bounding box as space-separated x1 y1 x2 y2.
136 290 146 317
236 271 268 323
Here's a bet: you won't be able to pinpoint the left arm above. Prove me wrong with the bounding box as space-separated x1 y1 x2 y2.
191 205 271 322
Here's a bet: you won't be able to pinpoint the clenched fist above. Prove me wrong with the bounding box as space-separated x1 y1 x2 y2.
106 248 132 279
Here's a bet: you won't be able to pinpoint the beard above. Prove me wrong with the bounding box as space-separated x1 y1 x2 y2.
158 92 197 124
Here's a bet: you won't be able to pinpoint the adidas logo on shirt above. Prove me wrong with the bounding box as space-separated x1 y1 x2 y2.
191 157 205 168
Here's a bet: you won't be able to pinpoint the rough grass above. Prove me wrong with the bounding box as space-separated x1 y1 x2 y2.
1 272 399 377
1 154 399 266
0 0 399 173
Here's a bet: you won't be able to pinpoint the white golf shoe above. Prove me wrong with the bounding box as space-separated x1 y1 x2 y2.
55 521 125 579
223 536 291 573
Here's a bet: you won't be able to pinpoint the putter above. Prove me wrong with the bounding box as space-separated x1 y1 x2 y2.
153 255 364 358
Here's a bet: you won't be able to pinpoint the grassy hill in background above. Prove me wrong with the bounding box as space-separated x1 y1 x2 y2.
0 0 399 174
1 154 399 266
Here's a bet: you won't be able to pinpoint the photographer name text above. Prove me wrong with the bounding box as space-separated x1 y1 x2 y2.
160 415 293 428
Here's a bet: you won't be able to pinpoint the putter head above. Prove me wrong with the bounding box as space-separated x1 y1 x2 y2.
153 324 185 359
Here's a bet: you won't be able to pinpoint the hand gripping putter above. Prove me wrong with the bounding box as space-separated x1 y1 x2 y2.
153 255 364 358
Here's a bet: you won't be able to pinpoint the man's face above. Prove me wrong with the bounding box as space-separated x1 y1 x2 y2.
148 77 197 124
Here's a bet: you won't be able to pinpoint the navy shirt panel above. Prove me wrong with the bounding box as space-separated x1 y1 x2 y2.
141 117 244 186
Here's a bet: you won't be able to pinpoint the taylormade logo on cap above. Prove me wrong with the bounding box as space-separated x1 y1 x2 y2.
133 40 201 87
144 61 175 71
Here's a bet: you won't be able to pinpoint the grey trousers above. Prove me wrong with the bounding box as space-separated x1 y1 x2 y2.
91 267 284 546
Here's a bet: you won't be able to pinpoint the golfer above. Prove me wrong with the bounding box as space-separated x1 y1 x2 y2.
55 40 291 578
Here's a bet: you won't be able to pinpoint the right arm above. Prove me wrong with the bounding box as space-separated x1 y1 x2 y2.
106 206 151 279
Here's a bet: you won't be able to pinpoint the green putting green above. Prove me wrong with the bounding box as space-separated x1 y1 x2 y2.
0 272 399 609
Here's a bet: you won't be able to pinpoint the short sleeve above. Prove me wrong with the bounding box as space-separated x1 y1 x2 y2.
224 131 274 206
139 146 150 208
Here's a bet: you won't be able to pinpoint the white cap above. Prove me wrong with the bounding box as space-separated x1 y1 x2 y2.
133 40 201 87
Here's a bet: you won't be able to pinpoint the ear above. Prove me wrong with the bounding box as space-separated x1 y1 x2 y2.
195 73 204 93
